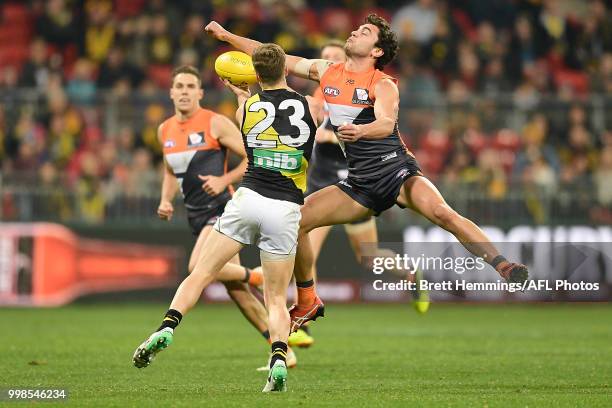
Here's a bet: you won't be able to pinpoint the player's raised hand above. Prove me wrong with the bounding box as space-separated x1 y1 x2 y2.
221 78 251 99
204 21 229 41
337 122 363 142
157 201 174 221
198 174 228 196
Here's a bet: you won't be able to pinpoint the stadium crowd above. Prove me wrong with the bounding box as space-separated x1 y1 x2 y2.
0 0 610 224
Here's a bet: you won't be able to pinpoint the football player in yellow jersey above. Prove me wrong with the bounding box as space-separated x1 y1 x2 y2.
152 65 297 369
132 44 320 392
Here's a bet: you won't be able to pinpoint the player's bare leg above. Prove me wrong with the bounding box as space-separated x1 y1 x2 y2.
171 230 243 313
290 185 373 330
397 176 528 283
133 230 243 368
190 226 263 286
224 280 268 333
287 225 330 348
308 225 333 277
260 254 294 392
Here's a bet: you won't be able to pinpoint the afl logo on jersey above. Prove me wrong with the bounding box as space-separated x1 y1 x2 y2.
352 88 371 105
164 139 176 148
323 86 340 97
187 132 206 148
395 168 410 179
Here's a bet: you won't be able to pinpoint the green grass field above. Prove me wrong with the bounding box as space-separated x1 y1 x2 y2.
2 303 611 407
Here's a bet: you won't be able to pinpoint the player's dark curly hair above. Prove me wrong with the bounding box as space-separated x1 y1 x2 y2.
365 13 398 70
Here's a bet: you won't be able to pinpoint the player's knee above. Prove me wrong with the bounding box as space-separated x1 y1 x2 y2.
432 203 460 228
189 262 219 282
299 222 313 235
299 204 316 233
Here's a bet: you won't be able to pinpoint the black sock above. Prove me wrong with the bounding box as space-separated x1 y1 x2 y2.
261 330 270 341
157 309 183 331
270 341 288 368
301 325 310 335
296 279 314 288
490 255 507 269
242 267 251 283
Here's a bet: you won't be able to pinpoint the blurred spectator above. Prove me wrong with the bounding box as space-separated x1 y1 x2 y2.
392 0 439 44
0 106 7 164
594 146 612 206
76 151 105 222
479 58 512 97
474 21 498 64
139 103 165 160
36 0 77 50
115 126 136 166
97 47 142 89
476 148 508 199
506 14 541 87
456 43 480 91
513 114 561 183
575 0 612 70
126 148 158 197
120 15 151 68
66 59 97 105
421 16 456 80
0 66 19 91
590 52 612 94
178 15 208 65
36 161 72 220
559 124 598 175
148 14 173 64
84 0 116 63
536 0 584 71
18 38 52 89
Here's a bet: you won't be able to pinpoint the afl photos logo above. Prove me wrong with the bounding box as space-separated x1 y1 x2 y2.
323 86 340 97
352 88 371 105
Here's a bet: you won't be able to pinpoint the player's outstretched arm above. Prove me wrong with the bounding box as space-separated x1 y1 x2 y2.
204 21 262 57
337 79 399 142
157 124 178 220
200 113 248 195
204 21 332 82
305 95 323 128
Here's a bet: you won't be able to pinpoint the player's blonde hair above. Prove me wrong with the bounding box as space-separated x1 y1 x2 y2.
252 43 286 85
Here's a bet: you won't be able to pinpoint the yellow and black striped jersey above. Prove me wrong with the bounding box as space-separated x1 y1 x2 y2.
239 88 316 204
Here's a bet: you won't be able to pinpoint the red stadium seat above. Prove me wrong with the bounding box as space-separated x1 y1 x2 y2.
321 8 353 36
148 64 173 89
0 44 29 69
114 0 146 18
2 2 30 23
554 69 589 95
463 129 488 155
414 148 445 176
420 129 452 157
0 24 31 47
300 9 319 34
491 129 521 152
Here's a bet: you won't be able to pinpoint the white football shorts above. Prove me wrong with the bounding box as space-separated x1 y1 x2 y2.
213 187 301 255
